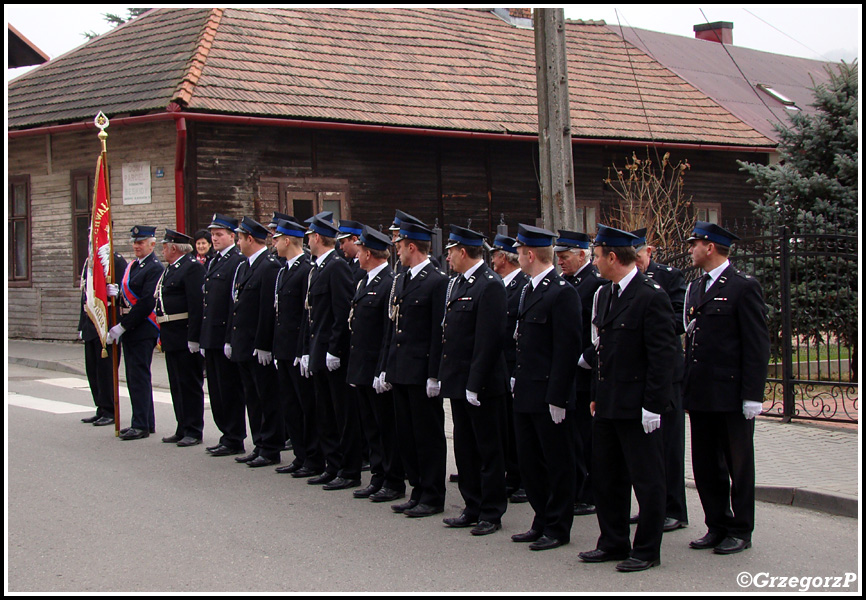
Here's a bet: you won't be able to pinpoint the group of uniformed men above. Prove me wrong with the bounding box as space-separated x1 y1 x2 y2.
79 209 770 572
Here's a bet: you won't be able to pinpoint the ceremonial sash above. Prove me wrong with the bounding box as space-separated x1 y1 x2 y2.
122 262 160 332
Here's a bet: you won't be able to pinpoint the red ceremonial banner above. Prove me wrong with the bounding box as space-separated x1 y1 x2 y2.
83 153 112 348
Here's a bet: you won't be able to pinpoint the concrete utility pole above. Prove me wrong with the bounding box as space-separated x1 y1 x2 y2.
534 8 576 232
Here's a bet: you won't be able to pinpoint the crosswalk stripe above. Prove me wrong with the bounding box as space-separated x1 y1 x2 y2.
34 377 210 407
7 393 93 414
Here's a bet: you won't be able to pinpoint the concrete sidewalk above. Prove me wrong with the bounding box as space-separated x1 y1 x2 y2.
7 338 859 517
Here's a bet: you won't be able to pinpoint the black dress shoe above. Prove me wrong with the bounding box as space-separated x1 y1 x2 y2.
275 463 303 474
616 557 661 572
323 477 361 490
713 536 751 555
176 436 202 447
93 417 115 426
391 498 419 513
119 428 149 440
81 415 100 424
511 529 543 543
579 548 630 563
443 513 478 528
206 444 222 452
234 452 259 464
449 473 460 482
663 517 687 532
404 503 444 518
370 488 405 503
629 513 640 524
208 445 245 457
574 503 596 516
291 467 322 479
248 456 278 468
689 531 726 550
353 483 381 498
361 461 371 472
307 472 337 485
162 434 182 444
509 489 528 504
529 536 568 551
470 521 501 536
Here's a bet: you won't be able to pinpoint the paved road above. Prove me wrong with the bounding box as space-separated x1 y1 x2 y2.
6 362 861 593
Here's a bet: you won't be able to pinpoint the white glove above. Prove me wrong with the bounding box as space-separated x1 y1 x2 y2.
107 324 125 345
466 390 480 407
200 348 206 356
293 357 301 367
326 352 341 371
510 377 515 394
549 404 566 424
254 349 273 366
78 330 83 341
300 355 311 378
743 400 763 420
379 371 392 392
426 378 440 398
106 283 119 297
642 408 662 434
578 353 591 370
373 375 383 394
188 341 200 354
224 343 232 360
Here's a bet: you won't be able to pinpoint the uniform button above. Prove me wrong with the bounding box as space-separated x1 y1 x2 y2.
397 343 401 348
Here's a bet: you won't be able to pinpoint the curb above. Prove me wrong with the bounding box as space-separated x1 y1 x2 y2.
9 356 86 377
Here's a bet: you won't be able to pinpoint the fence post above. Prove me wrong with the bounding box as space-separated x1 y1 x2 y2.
778 225 795 422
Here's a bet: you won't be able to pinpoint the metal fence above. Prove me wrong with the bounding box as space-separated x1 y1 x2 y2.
658 222 858 423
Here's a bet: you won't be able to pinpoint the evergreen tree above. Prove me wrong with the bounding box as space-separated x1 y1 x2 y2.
738 61 858 366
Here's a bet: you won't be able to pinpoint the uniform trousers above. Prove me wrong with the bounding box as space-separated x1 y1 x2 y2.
313 365 362 479
593 417 665 562
355 385 405 492
573 402 594 505
84 338 120 419
689 410 755 541
237 359 283 461
165 349 205 439
513 410 575 541
392 384 446 507
276 360 322 470
121 337 156 431
204 349 246 450
662 385 688 522
450 394 507 523
502 390 521 493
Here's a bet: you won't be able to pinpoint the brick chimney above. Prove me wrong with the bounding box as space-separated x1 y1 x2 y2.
508 8 532 20
694 21 733 45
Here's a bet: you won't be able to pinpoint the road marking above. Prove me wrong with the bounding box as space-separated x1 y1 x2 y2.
7 393 93 414
34 377 210 407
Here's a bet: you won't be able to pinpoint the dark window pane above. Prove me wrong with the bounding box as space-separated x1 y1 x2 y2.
75 178 90 212
77 216 90 278
13 183 27 217
14 220 28 279
292 199 313 222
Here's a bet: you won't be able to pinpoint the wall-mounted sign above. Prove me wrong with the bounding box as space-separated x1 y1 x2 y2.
122 161 151 205
155 167 164 178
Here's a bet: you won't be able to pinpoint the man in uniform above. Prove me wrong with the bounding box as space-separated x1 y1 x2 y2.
439 225 509 535
510 224 581 551
489 234 529 503
78 249 127 427
349 226 405 502
577 225 677 572
271 219 321 476
107 225 163 440
684 222 770 555
201 214 247 457
381 221 448 518
336 219 366 284
226 216 283 468
302 216 359 490
155 230 205 447
556 229 606 517
631 228 689 532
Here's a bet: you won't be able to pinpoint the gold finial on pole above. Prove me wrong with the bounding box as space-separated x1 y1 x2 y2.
94 111 110 152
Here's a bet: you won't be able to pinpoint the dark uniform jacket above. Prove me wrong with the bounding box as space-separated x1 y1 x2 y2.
119 252 163 341
79 252 128 341
272 253 313 361
439 263 509 398
225 249 282 362
592 272 677 419
303 250 353 373
200 245 244 350
155 254 204 352
381 262 448 385
645 259 687 383
502 270 530 373
568 262 607 399
512 269 582 413
347 265 394 386
683 264 770 412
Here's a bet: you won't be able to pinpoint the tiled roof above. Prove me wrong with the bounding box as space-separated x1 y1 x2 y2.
8 8 773 147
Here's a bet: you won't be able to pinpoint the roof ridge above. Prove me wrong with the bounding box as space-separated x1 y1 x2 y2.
172 7 225 108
